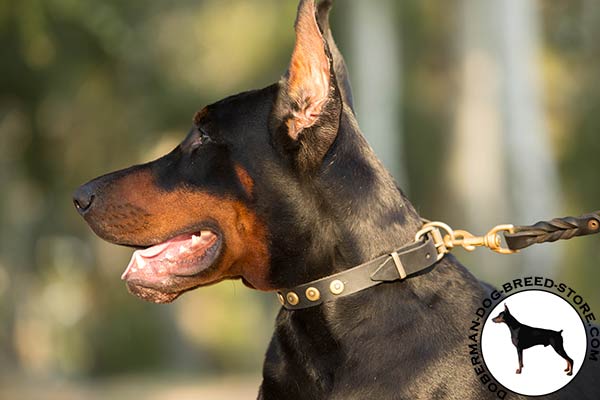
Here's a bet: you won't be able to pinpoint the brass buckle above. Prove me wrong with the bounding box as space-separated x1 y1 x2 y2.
415 221 454 260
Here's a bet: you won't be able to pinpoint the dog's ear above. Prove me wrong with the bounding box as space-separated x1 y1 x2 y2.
504 304 509 312
316 0 353 112
272 0 342 173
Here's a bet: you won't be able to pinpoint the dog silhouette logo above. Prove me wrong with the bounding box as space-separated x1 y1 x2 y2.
491 303 573 376
481 290 587 396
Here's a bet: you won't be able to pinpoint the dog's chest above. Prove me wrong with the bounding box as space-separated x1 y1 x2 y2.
511 327 521 346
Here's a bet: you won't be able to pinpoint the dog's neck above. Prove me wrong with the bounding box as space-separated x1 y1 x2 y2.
503 312 522 329
263 108 487 395
335 109 422 241
266 106 425 290
306 107 423 279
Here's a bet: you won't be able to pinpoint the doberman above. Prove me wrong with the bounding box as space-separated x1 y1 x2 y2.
492 304 574 376
73 0 600 398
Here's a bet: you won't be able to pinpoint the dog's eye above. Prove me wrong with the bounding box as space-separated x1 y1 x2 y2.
188 128 212 150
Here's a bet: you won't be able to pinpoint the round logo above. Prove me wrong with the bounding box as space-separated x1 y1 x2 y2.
481 290 587 396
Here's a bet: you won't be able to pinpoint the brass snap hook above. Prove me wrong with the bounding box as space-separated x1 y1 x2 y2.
416 221 518 255
447 225 517 254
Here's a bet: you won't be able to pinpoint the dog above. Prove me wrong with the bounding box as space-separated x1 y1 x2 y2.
492 304 574 376
73 0 599 398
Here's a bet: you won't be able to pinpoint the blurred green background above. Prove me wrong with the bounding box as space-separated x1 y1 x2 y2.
1 0 599 398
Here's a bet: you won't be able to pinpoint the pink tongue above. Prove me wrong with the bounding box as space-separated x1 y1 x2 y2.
121 231 215 280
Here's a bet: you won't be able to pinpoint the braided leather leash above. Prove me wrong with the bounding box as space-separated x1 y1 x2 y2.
504 211 600 250
418 210 600 255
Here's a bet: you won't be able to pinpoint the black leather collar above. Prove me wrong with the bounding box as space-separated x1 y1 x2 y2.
276 236 440 310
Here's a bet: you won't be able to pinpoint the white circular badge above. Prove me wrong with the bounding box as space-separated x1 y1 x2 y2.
481 290 587 396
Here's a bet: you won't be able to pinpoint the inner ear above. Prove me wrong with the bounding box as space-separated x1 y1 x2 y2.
272 0 342 173
285 0 334 140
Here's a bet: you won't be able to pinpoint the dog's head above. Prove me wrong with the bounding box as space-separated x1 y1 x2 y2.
492 304 511 323
73 0 358 303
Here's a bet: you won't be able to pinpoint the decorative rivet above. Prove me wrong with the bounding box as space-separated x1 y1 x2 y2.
588 219 599 231
329 279 345 295
286 292 299 306
426 253 431 259
277 293 285 305
305 287 321 302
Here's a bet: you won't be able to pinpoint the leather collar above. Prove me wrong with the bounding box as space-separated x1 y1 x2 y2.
275 210 600 310
276 236 441 310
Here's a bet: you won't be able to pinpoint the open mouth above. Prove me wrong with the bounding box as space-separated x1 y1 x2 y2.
121 230 221 303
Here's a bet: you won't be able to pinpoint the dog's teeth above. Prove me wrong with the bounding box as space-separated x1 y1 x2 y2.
180 245 187 254
192 235 200 246
136 254 145 269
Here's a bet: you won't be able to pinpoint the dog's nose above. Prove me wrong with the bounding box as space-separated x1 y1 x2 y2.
73 183 96 215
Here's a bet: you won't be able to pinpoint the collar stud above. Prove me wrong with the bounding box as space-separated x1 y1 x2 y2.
277 293 285 305
286 292 300 305
329 280 345 295
305 287 320 301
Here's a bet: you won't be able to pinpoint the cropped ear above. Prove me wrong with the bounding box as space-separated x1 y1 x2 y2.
272 0 342 173
316 0 354 112
504 304 509 312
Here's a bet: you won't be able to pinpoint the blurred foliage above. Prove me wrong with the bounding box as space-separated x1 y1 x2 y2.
0 0 599 392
